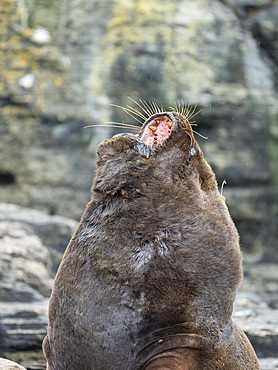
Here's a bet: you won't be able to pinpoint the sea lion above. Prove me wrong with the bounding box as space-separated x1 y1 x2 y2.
42 109 260 369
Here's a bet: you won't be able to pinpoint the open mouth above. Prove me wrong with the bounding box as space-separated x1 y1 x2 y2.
139 115 173 146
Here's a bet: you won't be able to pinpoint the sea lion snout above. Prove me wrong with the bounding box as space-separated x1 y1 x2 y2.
97 112 198 164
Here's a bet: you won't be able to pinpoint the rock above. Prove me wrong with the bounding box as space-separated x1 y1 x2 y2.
0 301 48 352
0 220 53 300
258 358 278 369
0 0 95 220
0 203 77 353
234 262 278 360
234 291 278 357
1 0 277 258
0 358 26 370
0 203 78 275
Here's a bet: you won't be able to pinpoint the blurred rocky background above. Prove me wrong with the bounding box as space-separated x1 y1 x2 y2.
0 0 278 368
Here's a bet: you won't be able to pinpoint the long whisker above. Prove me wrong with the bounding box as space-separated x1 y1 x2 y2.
143 100 155 115
186 100 193 117
151 101 157 114
184 129 193 146
192 129 208 140
85 120 140 129
188 102 198 119
148 101 156 115
188 109 201 121
111 104 145 123
146 101 153 115
139 99 154 117
178 100 182 115
122 109 144 124
84 124 139 130
180 100 185 116
186 104 192 119
122 108 145 124
125 105 147 120
169 104 178 112
181 101 186 116
153 101 162 114
184 102 191 119
127 97 152 118
111 103 145 124
185 103 191 118
106 121 140 128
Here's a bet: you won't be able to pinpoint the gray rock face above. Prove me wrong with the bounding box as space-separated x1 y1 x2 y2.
0 0 95 220
0 358 26 370
0 0 277 258
0 203 77 353
234 291 278 358
0 221 53 299
0 301 48 353
0 203 78 275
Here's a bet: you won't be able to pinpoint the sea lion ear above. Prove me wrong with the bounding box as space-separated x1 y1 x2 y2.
97 135 134 161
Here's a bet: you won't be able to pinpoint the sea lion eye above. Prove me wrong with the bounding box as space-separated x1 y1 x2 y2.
140 115 173 146
190 147 197 156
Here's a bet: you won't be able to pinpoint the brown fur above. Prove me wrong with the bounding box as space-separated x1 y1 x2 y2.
43 112 260 369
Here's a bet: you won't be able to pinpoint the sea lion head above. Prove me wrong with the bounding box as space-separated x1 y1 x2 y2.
93 111 216 195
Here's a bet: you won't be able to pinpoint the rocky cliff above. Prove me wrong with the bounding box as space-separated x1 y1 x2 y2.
0 0 277 258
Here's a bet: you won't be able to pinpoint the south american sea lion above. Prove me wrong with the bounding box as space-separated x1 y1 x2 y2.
43 109 260 369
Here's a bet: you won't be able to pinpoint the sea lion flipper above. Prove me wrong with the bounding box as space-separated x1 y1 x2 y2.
139 348 200 370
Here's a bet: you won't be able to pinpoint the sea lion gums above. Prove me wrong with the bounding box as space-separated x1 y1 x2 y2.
43 111 260 369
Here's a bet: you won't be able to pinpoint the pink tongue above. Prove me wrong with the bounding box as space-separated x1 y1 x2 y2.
141 117 172 146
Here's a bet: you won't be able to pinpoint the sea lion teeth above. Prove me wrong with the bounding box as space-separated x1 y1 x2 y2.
149 125 157 132
165 120 172 129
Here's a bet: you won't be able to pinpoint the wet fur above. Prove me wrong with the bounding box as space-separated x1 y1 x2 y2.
43 112 259 369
